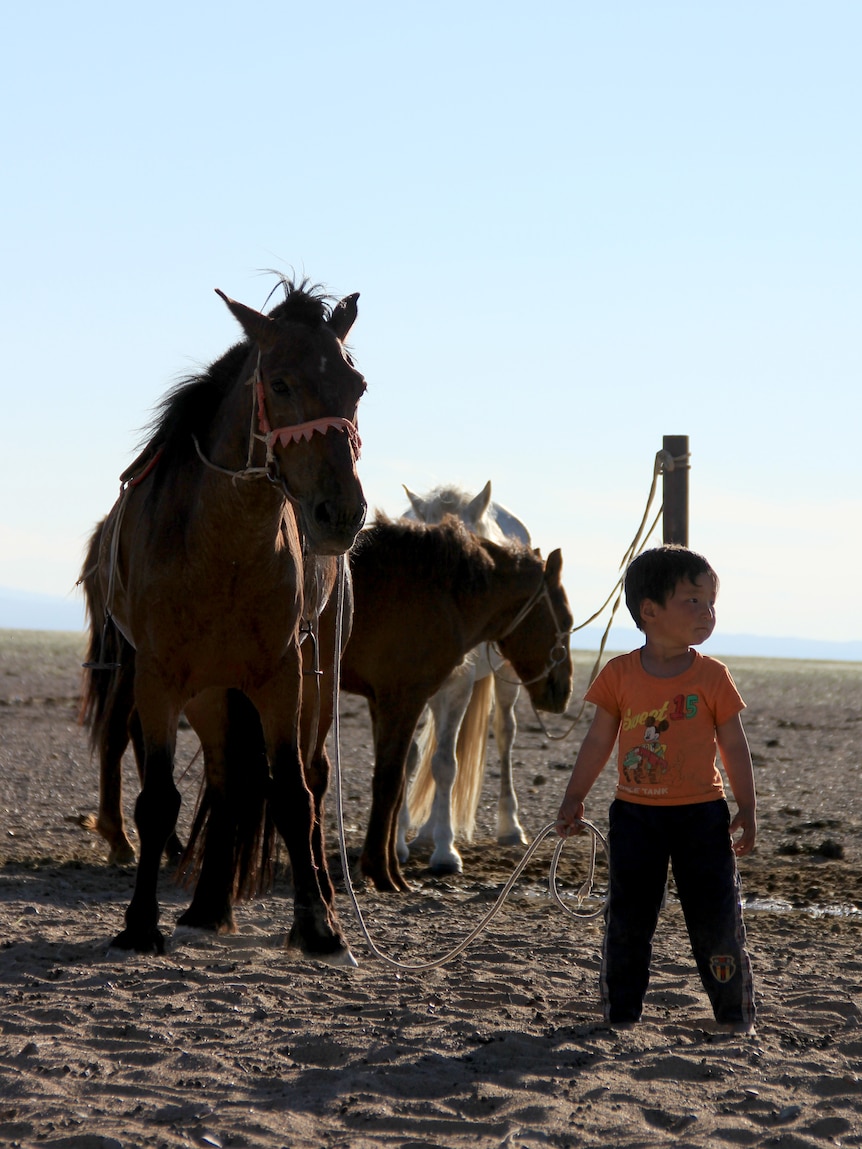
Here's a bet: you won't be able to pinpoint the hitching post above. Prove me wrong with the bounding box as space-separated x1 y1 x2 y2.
662 434 689 546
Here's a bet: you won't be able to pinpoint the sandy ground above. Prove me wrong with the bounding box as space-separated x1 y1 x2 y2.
1 628 861 1149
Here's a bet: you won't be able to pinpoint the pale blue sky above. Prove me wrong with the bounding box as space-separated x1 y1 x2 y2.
1 1 859 645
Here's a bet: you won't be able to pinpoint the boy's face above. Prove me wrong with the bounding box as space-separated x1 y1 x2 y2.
640 575 717 648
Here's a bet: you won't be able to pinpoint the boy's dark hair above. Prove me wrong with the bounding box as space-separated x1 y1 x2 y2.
624 545 718 630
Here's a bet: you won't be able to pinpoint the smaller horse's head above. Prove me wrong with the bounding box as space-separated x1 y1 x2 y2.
498 549 574 713
218 286 368 554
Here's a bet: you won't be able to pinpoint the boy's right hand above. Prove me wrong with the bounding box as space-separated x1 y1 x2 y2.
556 797 586 838
554 705 619 838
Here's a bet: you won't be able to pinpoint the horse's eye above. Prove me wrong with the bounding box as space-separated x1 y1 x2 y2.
271 378 292 394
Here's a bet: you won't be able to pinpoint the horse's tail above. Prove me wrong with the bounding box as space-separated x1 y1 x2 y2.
406 716 434 831
406 715 436 830
78 519 105 734
451 675 493 840
179 779 277 903
407 675 494 840
78 518 134 749
178 692 278 902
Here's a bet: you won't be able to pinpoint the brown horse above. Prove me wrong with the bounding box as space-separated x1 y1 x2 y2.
80 278 367 960
326 517 574 891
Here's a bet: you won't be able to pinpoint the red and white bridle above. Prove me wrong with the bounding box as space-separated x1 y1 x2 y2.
190 362 362 486
254 378 361 461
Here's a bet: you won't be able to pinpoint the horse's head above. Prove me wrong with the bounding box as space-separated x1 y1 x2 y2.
218 286 367 554
497 548 574 713
404 480 531 547
404 480 502 538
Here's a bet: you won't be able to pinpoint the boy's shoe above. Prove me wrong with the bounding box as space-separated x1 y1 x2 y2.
714 1021 756 1035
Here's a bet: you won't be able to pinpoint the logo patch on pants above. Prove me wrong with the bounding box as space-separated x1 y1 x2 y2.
709 954 737 983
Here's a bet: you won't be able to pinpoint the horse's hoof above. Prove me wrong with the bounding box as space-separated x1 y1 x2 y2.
108 927 166 955
362 871 411 893
77 815 136 865
316 947 359 968
428 852 463 876
286 931 356 965
497 831 529 847
107 843 137 866
175 918 238 937
177 908 237 935
170 923 242 951
287 909 355 963
359 855 407 893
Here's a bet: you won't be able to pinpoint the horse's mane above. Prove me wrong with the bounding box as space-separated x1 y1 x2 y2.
137 278 334 475
265 276 332 328
352 514 536 597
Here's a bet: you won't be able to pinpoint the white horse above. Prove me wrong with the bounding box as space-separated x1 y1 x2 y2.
396 480 532 874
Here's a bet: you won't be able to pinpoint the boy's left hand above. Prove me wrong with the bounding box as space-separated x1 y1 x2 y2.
730 806 757 856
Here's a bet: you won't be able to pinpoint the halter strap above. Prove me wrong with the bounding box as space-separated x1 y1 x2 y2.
495 573 550 641
489 570 572 690
255 380 361 459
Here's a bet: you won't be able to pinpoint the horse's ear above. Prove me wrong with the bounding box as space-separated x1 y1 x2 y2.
466 481 493 523
328 292 359 341
215 289 278 350
546 548 564 585
403 485 427 520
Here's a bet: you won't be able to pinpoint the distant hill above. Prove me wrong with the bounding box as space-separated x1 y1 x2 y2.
1 588 860 663
570 627 862 664
0 588 86 633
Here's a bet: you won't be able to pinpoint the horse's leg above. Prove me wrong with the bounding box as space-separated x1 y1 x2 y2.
111 672 181 954
300 653 337 906
176 690 243 934
421 673 475 875
395 736 420 864
304 742 337 905
95 668 137 865
493 668 528 846
254 664 352 961
361 699 426 893
128 710 184 865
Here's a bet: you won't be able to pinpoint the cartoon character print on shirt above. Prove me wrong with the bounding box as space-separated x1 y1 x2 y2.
620 692 702 791
622 718 670 785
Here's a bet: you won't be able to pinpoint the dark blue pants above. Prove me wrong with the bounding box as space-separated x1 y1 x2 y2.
601 798 755 1026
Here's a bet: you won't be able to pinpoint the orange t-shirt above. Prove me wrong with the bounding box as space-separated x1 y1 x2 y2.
585 649 746 806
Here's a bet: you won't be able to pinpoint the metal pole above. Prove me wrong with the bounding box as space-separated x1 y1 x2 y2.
662 435 689 546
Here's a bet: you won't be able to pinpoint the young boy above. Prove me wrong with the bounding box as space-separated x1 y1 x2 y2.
557 545 756 1032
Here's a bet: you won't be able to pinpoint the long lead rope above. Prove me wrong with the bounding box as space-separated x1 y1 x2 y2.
522 446 688 743
330 556 609 972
